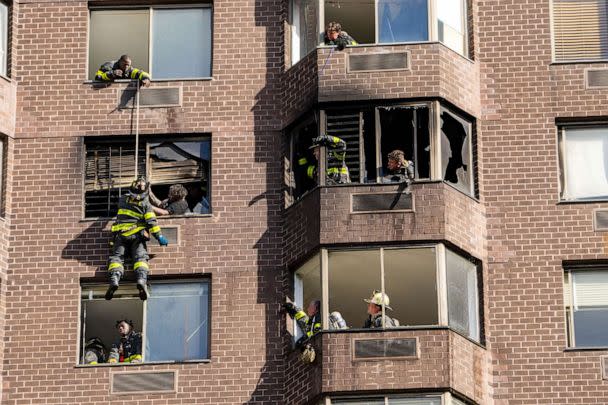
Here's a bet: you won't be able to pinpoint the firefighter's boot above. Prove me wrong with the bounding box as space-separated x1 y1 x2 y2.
136 269 149 301
105 271 121 301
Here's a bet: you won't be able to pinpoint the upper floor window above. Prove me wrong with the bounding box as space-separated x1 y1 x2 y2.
289 0 468 64
0 2 7 77
0 136 5 217
558 125 608 201
84 135 211 218
88 6 212 80
80 280 210 365
552 0 608 62
564 268 608 348
292 244 481 342
284 102 475 206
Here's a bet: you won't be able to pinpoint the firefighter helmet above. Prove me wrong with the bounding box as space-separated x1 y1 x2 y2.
83 337 108 364
300 342 316 364
364 290 393 310
130 176 149 196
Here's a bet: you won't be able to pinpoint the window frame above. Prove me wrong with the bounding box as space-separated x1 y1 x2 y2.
288 0 469 66
328 392 467 404
78 278 212 366
558 123 608 202
82 134 212 219
284 100 476 207
0 135 5 218
291 243 481 343
87 4 214 81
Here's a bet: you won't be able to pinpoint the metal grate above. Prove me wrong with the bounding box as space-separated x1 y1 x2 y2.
118 87 182 108
325 111 361 182
602 356 608 379
351 192 413 213
586 69 608 88
593 209 608 231
353 338 418 360
161 227 179 244
111 371 176 394
348 52 409 73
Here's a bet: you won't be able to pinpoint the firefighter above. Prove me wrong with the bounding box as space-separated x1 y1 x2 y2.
108 319 142 364
298 135 350 185
384 149 415 187
83 337 108 365
363 290 399 328
324 22 357 50
95 54 151 87
283 300 322 364
106 176 169 301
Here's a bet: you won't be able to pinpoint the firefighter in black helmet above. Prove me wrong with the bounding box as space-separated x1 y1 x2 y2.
106 176 169 301
108 319 142 364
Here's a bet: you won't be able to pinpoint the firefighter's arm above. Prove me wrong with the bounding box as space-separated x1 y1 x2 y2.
108 345 119 363
129 68 151 86
313 135 346 151
95 61 116 82
143 202 168 245
130 333 143 363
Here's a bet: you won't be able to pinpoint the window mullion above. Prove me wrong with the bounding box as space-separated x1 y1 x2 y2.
321 249 329 329
429 0 437 42
380 247 386 328
148 7 153 77
375 107 381 182
436 243 448 326
431 100 441 180
142 293 148 361
567 271 576 347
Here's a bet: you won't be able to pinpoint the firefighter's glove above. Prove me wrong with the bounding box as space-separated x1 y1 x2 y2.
112 69 123 78
108 358 118 364
282 302 297 317
156 234 169 246
335 37 348 51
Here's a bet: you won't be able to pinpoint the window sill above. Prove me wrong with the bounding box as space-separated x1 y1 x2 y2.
75 359 211 368
80 213 212 223
0 74 10 84
563 347 608 352
551 60 608 66
83 78 213 85
557 198 608 205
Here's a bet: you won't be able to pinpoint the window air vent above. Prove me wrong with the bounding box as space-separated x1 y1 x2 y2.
111 371 176 394
586 69 608 89
593 209 608 231
602 356 608 380
118 87 182 108
351 192 413 213
353 338 418 360
347 52 409 73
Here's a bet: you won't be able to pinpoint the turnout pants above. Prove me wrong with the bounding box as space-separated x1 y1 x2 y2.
108 233 150 276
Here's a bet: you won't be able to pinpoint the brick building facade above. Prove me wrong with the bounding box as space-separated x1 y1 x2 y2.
0 0 605 404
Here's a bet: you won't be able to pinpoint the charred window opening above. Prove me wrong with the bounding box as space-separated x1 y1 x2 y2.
379 106 430 181
440 108 473 195
288 119 318 203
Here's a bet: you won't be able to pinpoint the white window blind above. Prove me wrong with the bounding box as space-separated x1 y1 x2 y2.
553 0 608 61
572 271 608 308
562 127 608 200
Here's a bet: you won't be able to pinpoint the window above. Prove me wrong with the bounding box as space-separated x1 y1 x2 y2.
331 395 442 404
80 280 210 364
288 0 468 64
88 6 212 80
0 2 7 77
552 0 608 62
559 126 608 200
284 102 475 207
565 269 608 348
291 244 481 341
0 137 5 217
84 136 211 218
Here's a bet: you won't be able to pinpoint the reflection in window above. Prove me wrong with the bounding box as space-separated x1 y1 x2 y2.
437 0 465 54
88 7 212 80
559 126 608 200
440 108 473 195
146 282 210 361
379 0 429 43
446 249 479 340
0 3 7 76
291 0 319 64
565 270 608 347
84 136 211 218
331 396 442 404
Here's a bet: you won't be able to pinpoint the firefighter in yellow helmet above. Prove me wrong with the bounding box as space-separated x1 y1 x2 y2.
106 176 169 301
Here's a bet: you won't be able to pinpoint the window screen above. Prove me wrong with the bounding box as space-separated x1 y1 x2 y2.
446 249 479 341
146 282 210 361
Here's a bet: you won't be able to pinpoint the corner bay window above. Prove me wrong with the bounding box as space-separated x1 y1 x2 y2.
88 6 212 80
292 244 480 342
289 0 468 64
284 102 474 206
559 125 608 201
84 136 211 218
80 280 210 365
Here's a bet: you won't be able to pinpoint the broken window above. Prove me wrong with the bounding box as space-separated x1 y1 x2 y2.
285 118 318 206
88 7 212 80
564 269 608 348
80 280 210 365
84 136 211 218
379 106 431 182
559 126 608 200
440 107 473 195
293 253 321 341
296 244 480 340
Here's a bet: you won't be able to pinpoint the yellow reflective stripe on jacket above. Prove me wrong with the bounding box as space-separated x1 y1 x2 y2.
149 225 161 234
122 226 146 237
130 69 139 79
307 165 315 179
128 354 142 362
111 223 137 232
144 212 156 220
294 311 306 321
298 157 308 165
108 262 123 271
118 209 143 219
327 167 348 175
133 261 149 270
96 70 111 81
